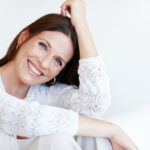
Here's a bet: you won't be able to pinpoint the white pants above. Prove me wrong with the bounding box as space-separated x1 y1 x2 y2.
26 134 113 150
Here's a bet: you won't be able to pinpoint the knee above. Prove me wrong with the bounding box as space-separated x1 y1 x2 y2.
38 133 73 144
27 134 81 150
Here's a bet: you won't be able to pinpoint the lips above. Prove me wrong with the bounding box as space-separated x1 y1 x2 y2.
27 59 44 77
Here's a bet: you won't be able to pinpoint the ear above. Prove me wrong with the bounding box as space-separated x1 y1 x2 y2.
17 28 30 46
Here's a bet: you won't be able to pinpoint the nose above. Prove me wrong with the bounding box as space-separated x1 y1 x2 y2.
38 55 51 70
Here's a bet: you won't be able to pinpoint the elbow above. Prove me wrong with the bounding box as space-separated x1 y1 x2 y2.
80 95 111 118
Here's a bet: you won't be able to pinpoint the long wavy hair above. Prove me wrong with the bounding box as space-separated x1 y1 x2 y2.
0 14 80 87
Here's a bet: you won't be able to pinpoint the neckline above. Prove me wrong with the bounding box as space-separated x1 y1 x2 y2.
0 75 33 100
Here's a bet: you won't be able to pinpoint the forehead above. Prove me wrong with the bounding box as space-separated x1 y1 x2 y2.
35 31 72 46
34 31 74 61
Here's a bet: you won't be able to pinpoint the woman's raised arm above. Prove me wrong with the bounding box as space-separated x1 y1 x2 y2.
43 0 111 118
61 0 99 59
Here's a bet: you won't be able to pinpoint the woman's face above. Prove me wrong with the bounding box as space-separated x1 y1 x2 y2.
14 30 74 86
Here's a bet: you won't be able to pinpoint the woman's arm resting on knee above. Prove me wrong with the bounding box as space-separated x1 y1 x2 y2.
0 89 139 150
76 115 115 138
76 115 139 150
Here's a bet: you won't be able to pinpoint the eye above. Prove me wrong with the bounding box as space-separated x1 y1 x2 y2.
39 42 47 50
55 58 62 66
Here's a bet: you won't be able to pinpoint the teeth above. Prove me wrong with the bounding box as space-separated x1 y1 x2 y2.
28 61 42 76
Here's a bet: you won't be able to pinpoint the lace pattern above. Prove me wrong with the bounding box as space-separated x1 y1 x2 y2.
0 89 78 137
40 55 111 118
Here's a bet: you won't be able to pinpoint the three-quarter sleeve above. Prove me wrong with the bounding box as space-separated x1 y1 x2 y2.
0 89 79 138
48 55 111 118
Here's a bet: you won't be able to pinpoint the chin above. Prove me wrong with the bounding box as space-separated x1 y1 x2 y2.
20 76 36 86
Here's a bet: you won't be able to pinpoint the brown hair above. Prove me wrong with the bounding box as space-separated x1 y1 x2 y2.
0 14 80 87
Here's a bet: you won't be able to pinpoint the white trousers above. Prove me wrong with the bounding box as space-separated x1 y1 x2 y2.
26 134 113 150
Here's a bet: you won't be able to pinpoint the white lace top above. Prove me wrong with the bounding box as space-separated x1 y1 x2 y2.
0 55 111 148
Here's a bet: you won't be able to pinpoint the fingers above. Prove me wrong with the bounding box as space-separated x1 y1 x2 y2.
60 0 72 17
60 0 87 27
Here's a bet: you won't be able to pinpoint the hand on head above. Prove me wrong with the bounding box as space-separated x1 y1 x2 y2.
60 0 87 28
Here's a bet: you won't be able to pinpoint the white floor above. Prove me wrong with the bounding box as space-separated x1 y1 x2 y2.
104 105 150 149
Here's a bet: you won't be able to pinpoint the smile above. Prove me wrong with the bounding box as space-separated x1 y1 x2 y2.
27 59 44 77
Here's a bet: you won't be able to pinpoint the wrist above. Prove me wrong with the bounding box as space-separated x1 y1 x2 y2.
108 123 121 140
74 20 88 32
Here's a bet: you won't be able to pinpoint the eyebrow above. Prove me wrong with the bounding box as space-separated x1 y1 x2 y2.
40 38 67 64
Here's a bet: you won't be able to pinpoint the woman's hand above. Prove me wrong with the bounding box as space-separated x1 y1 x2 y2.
60 0 87 28
109 126 139 150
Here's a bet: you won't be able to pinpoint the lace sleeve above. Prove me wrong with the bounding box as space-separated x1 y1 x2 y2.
0 89 78 138
48 55 111 118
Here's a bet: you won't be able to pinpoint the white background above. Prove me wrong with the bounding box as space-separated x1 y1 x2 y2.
0 0 150 149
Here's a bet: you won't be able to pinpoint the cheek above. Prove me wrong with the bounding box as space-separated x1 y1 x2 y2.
46 68 62 79
25 44 39 57
20 40 42 57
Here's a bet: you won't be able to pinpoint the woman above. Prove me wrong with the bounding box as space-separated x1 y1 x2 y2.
0 0 138 150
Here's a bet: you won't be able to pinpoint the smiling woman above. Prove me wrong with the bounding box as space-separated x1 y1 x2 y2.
0 14 79 99
14 30 74 87
0 0 139 150
0 14 79 89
